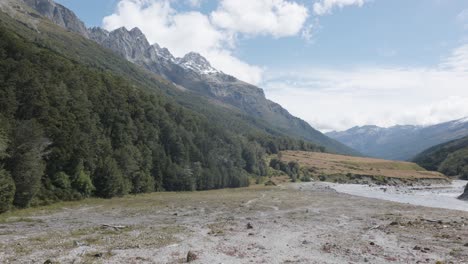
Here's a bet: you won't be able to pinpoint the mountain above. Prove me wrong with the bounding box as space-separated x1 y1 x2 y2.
413 136 468 179
22 0 89 37
326 117 468 160
87 26 357 154
0 0 328 211
18 0 357 155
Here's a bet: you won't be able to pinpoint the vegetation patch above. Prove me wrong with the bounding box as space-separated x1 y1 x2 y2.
275 151 449 184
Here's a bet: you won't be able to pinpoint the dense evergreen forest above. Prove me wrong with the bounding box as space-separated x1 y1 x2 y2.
0 19 323 213
413 136 468 180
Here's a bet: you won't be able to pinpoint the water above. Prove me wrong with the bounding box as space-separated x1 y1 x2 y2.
324 180 468 212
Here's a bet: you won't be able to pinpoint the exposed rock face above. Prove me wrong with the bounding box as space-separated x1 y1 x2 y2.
176 52 219 75
460 184 468 201
22 0 89 37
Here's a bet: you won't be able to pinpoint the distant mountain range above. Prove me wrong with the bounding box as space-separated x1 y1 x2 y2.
18 0 357 155
326 117 468 160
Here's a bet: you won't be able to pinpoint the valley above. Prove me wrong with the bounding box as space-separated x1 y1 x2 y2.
0 183 467 264
0 0 467 263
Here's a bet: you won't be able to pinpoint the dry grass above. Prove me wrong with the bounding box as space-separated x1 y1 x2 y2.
280 151 447 180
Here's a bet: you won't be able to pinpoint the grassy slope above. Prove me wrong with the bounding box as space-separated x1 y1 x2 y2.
280 151 448 182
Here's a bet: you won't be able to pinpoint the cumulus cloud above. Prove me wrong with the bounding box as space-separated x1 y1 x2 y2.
263 44 468 132
211 0 308 37
313 0 366 15
440 44 468 72
103 0 308 84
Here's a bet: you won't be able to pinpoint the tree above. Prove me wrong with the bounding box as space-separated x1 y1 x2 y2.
8 120 49 208
0 169 15 213
72 161 95 198
93 156 128 198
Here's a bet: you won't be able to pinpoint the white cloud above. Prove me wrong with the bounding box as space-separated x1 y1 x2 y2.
263 44 468 132
300 18 320 43
103 0 309 84
457 8 468 29
186 0 202 8
211 0 308 37
440 44 468 72
313 0 366 16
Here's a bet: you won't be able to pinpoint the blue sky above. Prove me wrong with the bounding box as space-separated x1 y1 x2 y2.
56 0 468 131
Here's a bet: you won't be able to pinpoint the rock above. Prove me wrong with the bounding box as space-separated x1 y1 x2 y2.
389 221 399 226
94 253 103 258
43 260 53 264
413 246 421 251
186 251 197 262
246 222 253 229
369 242 375 246
459 184 468 201
23 0 90 37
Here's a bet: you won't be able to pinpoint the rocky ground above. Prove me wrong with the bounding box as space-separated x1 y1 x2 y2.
0 183 467 264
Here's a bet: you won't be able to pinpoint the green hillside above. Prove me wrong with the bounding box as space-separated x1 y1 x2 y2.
0 9 325 213
413 136 468 180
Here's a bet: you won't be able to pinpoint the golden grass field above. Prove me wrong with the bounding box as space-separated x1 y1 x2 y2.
279 151 448 180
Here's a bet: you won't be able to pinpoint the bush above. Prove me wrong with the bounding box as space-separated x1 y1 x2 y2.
301 175 311 182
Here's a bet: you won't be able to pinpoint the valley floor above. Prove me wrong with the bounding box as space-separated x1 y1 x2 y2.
1 183 468 264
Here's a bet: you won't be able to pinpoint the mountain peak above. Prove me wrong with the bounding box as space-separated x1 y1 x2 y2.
151 43 175 62
177 52 219 75
129 27 145 38
22 0 89 37
455 116 468 124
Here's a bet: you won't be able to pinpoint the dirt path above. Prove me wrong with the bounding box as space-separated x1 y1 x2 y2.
0 183 467 263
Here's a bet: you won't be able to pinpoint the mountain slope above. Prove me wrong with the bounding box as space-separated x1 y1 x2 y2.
412 135 468 200
326 118 468 160
0 1 328 211
88 26 357 155
18 0 357 155
413 136 468 179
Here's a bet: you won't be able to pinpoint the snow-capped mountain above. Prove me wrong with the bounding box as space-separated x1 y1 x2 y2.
176 52 219 75
326 117 468 160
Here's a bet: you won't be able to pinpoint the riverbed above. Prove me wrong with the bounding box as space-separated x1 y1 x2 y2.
322 180 468 212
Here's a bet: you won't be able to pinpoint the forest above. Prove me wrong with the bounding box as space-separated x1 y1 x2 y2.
413 136 468 180
0 22 323 213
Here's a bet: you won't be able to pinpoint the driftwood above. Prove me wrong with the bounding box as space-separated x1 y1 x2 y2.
101 224 127 230
422 219 442 224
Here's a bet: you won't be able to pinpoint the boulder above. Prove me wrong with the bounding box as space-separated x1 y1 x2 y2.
459 184 468 201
